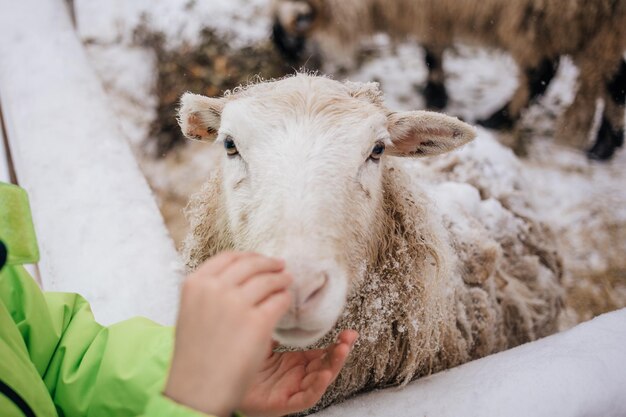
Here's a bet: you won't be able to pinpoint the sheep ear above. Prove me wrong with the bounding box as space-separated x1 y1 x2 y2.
386 111 476 157
178 93 225 141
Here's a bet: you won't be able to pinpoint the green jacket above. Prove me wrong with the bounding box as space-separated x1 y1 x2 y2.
0 183 208 417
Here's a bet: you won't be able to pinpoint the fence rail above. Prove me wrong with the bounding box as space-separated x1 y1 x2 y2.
0 0 181 325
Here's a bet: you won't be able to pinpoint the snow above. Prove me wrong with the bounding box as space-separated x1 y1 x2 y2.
0 0 182 325
314 308 626 417
83 43 158 148
76 0 271 48
0 117 10 183
524 141 626 269
74 0 626 375
4 0 625 414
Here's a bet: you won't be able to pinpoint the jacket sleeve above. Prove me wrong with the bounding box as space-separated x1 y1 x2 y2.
0 264 209 417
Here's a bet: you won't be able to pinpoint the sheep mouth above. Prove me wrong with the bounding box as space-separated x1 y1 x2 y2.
274 326 325 346
275 326 321 338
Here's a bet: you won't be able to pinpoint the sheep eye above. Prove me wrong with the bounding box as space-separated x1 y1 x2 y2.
369 141 385 161
224 137 238 156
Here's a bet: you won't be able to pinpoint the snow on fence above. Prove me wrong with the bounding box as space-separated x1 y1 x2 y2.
1 1 626 416
315 308 626 417
0 0 181 325
0 111 11 183
1 106 42 282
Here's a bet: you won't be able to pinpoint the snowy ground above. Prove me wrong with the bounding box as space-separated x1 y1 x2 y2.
56 0 626 414
75 0 626 320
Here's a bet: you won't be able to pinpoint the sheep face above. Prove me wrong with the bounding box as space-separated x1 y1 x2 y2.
179 75 475 347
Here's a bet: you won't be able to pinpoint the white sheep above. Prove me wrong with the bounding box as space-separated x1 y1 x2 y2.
271 0 626 160
178 74 563 411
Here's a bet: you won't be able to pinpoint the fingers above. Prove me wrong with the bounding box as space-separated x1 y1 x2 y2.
257 291 292 324
219 255 285 286
325 343 351 381
193 251 247 278
302 349 326 365
287 370 333 412
286 338 354 415
303 367 335 395
336 330 359 347
325 331 357 379
263 341 280 362
285 343 351 412
241 272 293 305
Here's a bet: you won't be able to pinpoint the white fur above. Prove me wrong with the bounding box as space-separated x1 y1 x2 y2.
178 74 475 347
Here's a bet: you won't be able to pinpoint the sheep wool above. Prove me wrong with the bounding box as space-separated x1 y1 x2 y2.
274 0 626 157
181 75 565 412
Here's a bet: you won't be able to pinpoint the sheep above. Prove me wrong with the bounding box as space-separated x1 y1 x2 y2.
271 0 626 160
177 74 563 411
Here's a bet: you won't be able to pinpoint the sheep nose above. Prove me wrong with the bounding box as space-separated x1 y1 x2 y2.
295 272 328 312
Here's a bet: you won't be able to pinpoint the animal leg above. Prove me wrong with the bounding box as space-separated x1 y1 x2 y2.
553 63 601 149
422 46 448 110
587 60 626 161
478 57 559 130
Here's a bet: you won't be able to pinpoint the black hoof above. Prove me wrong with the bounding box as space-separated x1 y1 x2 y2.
587 142 617 161
477 105 514 130
587 118 623 161
423 82 448 110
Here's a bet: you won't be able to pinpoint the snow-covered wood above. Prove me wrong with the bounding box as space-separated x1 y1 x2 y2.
315 307 626 417
0 0 181 325
0 115 10 183
2 110 42 283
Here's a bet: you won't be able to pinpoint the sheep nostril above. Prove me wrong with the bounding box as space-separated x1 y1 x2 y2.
302 273 328 307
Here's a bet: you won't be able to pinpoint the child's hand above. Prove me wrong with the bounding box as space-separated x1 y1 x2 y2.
240 330 359 417
164 252 293 417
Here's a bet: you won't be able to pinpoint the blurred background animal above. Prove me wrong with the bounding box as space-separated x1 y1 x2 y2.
271 0 626 160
